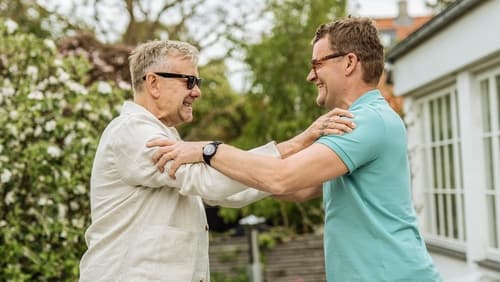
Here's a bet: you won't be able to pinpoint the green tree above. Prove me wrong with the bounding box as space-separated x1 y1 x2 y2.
219 0 347 233
0 0 81 38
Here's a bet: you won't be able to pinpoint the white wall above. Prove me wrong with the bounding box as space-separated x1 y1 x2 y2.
392 0 500 96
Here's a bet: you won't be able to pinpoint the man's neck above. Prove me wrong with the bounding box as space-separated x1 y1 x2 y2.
339 84 378 109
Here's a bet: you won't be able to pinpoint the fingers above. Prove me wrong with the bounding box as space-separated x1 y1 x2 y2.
146 138 176 148
152 147 172 163
156 152 176 173
168 161 181 179
325 108 354 119
320 128 349 136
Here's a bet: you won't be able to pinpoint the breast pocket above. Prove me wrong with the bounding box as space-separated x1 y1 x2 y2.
120 225 197 282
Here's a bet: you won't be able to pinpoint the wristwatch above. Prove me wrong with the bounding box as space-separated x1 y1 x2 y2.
202 141 223 166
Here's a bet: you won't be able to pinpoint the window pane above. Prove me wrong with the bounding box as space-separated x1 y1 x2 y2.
497 75 500 131
448 144 455 189
435 194 441 235
432 147 438 189
487 195 498 248
454 90 461 138
437 97 444 141
430 100 436 141
445 94 452 139
484 137 494 190
481 79 491 132
451 194 458 239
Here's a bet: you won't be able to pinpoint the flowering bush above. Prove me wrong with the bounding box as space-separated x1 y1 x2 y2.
0 19 129 280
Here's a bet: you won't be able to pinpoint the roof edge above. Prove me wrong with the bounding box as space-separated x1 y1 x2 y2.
386 0 484 63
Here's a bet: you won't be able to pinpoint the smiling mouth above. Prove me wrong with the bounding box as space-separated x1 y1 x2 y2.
316 83 325 88
183 101 192 107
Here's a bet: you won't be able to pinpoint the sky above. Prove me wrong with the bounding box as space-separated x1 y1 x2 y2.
350 0 433 17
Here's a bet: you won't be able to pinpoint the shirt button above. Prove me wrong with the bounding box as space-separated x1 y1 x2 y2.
205 224 209 231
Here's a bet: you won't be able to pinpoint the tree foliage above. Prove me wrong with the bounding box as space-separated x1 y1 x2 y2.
218 0 347 233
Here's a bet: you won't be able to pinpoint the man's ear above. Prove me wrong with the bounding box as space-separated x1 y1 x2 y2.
344 53 358 76
145 73 161 99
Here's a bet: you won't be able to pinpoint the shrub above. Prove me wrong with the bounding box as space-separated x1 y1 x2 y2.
0 18 129 281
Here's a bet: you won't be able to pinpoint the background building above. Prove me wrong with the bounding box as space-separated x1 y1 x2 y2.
387 0 500 280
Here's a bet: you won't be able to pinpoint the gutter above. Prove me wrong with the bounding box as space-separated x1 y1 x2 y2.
386 0 484 63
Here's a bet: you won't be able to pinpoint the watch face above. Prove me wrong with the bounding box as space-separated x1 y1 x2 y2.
203 144 216 155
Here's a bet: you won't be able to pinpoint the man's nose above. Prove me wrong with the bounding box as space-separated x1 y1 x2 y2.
306 69 316 82
190 85 201 98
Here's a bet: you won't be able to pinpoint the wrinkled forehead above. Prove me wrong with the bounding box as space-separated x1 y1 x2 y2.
159 55 199 75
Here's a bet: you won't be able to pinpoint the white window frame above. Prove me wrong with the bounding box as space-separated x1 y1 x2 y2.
415 86 466 252
477 67 500 261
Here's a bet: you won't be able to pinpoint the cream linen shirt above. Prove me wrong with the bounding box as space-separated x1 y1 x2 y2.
79 101 278 282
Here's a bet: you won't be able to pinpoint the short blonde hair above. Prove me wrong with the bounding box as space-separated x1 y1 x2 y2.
128 40 199 92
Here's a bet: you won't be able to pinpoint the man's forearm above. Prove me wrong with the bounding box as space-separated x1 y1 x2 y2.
276 131 312 159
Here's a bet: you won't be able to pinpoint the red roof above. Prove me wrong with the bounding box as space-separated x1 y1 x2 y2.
374 16 432 40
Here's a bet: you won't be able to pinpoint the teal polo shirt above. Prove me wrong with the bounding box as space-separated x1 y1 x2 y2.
316 90 441 281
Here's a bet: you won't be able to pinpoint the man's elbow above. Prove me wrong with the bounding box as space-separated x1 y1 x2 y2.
266 173 294 196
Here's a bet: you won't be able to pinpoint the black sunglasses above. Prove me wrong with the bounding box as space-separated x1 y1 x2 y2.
143 72 202 90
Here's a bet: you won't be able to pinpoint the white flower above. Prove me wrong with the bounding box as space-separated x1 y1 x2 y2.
54 59 63 67
64 133 75 145
5 190 15 204
118 80 131 90
36 79 48 90
47 145 62 158
34 125 42 136
43 39 56 50
27 91 44 100
2 86 15 97
57 68 70 81
38 196 49 206
8 65 18 74
75 184 86 194
6 124 18 135
1 169 12 183
97 81 112 94
26 65 38 79
0 220 6 227
101 108 112 119
71 218 85 228
62 170 71 179
77 121 86 129
81 137 91 145
89 113 98 121
9 110 18 119
5 19 18 34
58 203 67 219
66 81 88 95
70 201 80 210
44 120 56 132
48 76 58 84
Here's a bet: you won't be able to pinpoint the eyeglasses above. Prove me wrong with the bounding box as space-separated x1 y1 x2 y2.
311 52 346 77
143 72 202 90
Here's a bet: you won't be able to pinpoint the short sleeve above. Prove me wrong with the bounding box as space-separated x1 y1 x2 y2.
315 108 386 173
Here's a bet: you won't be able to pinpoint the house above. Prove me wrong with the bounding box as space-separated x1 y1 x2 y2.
366 0 433 115
387 0 500 280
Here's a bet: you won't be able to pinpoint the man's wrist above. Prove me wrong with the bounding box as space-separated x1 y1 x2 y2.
202 141 223 166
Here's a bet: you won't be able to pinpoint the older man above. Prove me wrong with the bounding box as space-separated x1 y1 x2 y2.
150 17 442 281
79 40 354 282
